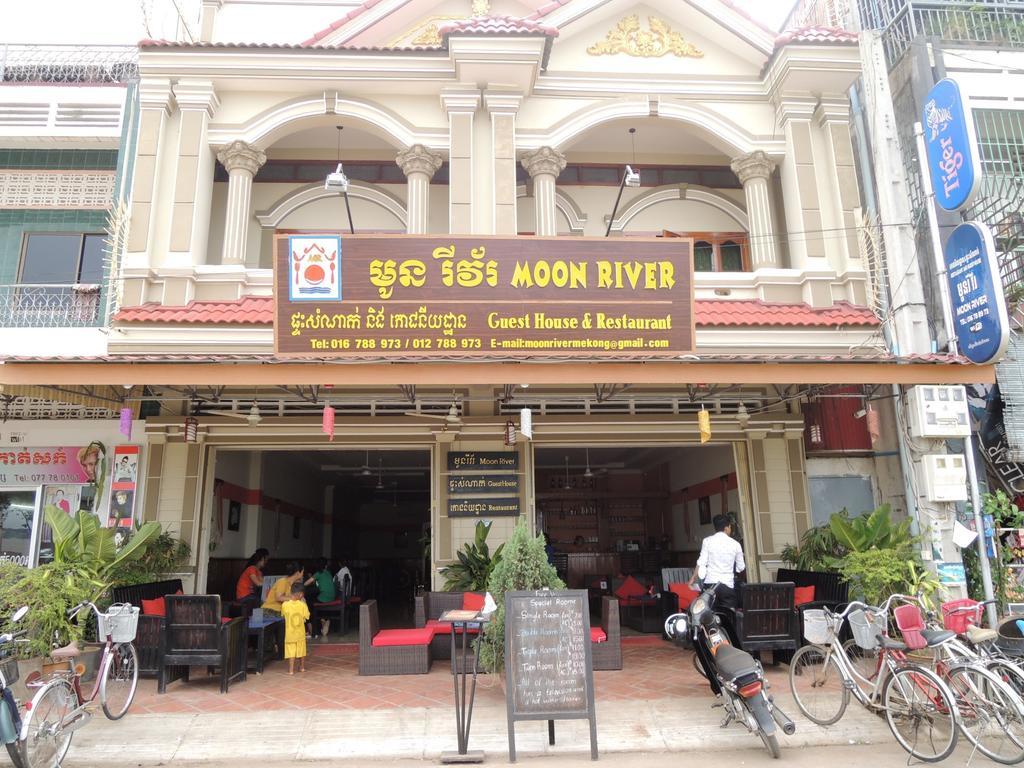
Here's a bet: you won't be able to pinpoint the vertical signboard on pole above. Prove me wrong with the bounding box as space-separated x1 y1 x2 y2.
944 222 1009 365
922 78 983 212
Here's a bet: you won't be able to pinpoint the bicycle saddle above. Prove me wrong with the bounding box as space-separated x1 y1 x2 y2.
966 625 998 644
879 636 906 650
51 640 82 659
921 629 956 647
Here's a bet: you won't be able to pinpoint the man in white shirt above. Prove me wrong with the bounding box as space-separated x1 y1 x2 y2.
688 514 746 611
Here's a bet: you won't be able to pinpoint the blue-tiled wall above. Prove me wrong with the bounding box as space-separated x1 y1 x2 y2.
0 149 117 170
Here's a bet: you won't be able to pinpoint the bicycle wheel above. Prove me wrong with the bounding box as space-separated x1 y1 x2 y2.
6 742 27 768
789 644 848 725
842 638 883 686
945 663 1024 765
21 678 75 768
988 658 1024 704
882 663 958 763
100 642 139 720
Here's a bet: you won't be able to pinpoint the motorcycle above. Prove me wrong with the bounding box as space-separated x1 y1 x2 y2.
664 586 794 759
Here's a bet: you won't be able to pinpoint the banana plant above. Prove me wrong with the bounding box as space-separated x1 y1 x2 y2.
829 504 914 553
45 506 163 600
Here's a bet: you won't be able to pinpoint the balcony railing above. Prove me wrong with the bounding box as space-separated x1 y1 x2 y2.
0 45 137 85
858 0 1024 68
0 284 105 328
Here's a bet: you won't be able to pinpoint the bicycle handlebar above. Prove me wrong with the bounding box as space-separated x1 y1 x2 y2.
66 601 100 620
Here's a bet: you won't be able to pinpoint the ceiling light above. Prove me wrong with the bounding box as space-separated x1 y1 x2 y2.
736 402 750 429
246 402 262 426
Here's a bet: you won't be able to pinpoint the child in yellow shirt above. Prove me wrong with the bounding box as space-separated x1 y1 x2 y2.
281 584 310 674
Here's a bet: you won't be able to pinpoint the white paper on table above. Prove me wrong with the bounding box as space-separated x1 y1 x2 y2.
953 520 978 548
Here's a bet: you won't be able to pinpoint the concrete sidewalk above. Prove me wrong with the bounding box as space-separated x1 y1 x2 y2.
63 693 891 766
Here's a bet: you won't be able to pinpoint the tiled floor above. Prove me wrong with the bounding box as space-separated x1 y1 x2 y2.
131 641 786 715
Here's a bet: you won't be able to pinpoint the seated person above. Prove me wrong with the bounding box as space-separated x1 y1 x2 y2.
310 558 337 638
236 548 269 611
263 561 313 618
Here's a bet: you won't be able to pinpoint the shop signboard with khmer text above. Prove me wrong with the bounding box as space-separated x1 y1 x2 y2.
275 235 693 359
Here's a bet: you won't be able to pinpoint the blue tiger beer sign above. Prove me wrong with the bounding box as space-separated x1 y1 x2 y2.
945 222 1009 365
922 78 983 211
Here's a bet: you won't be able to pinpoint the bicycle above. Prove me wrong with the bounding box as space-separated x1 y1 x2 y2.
1 607 28 768
14 602 140 768
891 596 1024 765
789 596 959 763
939 599 1024 701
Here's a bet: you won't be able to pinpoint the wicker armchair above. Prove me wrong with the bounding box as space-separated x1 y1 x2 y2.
359 600 433 676
591 596 622 671
157 595 246 693
110 579 183 679
414 591 484 660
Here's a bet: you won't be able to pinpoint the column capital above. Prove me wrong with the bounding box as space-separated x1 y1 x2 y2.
172 79 219 116
138 78 174 113
730 151 776 185
483 88 522 115
814 99 850 128
441 86 481 114
396 144 444 179
216 140 266 176
521 147 567 179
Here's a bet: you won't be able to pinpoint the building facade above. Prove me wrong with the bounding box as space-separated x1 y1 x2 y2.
0 0 990 598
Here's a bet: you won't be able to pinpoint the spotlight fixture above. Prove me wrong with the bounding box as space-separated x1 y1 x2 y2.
605 129 642 236
324 125 355 234
623 164 641 188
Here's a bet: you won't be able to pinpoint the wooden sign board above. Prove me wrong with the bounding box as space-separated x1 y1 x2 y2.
448 474 521 495
504 590 598 761
274 234 693 360
447 451 519 472
448 497 520 517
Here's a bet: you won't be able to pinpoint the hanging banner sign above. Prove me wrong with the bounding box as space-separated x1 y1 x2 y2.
447 451 519 472
275 235 694 360
944 222 1009 365
448 474 521 495
922 78 983 211
448 497 520 517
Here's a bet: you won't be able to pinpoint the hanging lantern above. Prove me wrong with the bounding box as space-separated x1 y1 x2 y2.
866 405 881 445
322 404 336 442
119 407 133 439
183 416 199 444
736 402 750 429
697 408 711 444
504 418 517 446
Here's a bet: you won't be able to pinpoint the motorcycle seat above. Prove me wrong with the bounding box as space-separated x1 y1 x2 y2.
921 629 956 647
714 643 759 681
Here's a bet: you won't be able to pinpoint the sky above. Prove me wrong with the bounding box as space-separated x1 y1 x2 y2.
1 0 799 45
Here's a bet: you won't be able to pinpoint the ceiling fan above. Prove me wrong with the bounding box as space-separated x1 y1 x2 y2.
583 448 608 478
218 402 263 426
403 399 462 428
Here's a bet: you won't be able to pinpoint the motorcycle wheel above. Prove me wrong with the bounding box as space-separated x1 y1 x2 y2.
747 693 781 759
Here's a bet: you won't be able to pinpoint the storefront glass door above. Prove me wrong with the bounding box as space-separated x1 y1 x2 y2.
0 488 41 567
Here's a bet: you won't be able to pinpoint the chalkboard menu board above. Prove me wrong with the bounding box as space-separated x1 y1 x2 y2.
504 590 598 761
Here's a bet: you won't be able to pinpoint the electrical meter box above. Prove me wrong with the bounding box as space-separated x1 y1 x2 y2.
907 385 970 438
923 453 968 502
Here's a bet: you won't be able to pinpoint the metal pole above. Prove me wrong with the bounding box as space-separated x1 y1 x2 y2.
914 121 997 627
604 171 628 237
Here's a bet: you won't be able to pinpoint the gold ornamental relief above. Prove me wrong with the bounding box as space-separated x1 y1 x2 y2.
587 15 704 58
389 16 461 47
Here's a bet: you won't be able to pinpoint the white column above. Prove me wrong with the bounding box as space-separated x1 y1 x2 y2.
441 87 480 235
484 88 522 235
396 144 443 235
216 140 266 266
521 147 567 237
730 150 780 269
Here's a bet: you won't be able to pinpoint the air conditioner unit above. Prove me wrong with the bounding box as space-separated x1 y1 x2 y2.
906 385 970 438
923 453 968 502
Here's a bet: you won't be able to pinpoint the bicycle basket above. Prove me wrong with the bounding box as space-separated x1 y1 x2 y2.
0 657 17 686
803 609 841 645
97 604 139 644
849 608 883 650
941 598 980 634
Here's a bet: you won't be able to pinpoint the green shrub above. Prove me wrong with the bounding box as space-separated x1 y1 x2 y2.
110 528 191 589
838 549 916 607
477 518 563 673
0 562 92 659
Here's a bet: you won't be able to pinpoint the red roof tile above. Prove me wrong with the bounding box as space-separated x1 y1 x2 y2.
113 297 878 328
439 15 559 37
774 25 858 49
302 0 390 47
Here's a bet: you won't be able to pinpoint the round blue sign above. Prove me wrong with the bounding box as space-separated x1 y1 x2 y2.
923 78 983 211
944 222 1009 365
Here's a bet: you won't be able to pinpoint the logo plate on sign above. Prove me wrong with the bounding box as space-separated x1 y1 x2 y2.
288 235 342 301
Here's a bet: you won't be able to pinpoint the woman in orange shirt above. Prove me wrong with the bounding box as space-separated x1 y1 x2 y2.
236 548 269 610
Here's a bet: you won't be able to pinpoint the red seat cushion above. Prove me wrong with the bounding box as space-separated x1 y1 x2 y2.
590 627 607 643
426 619 480 635
141 597 166 617
614 575 646 602
463 592 486 612
316 600 344 607
794 586 816 607
668 582 699 610
372 627 436 647
347 596 362 605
